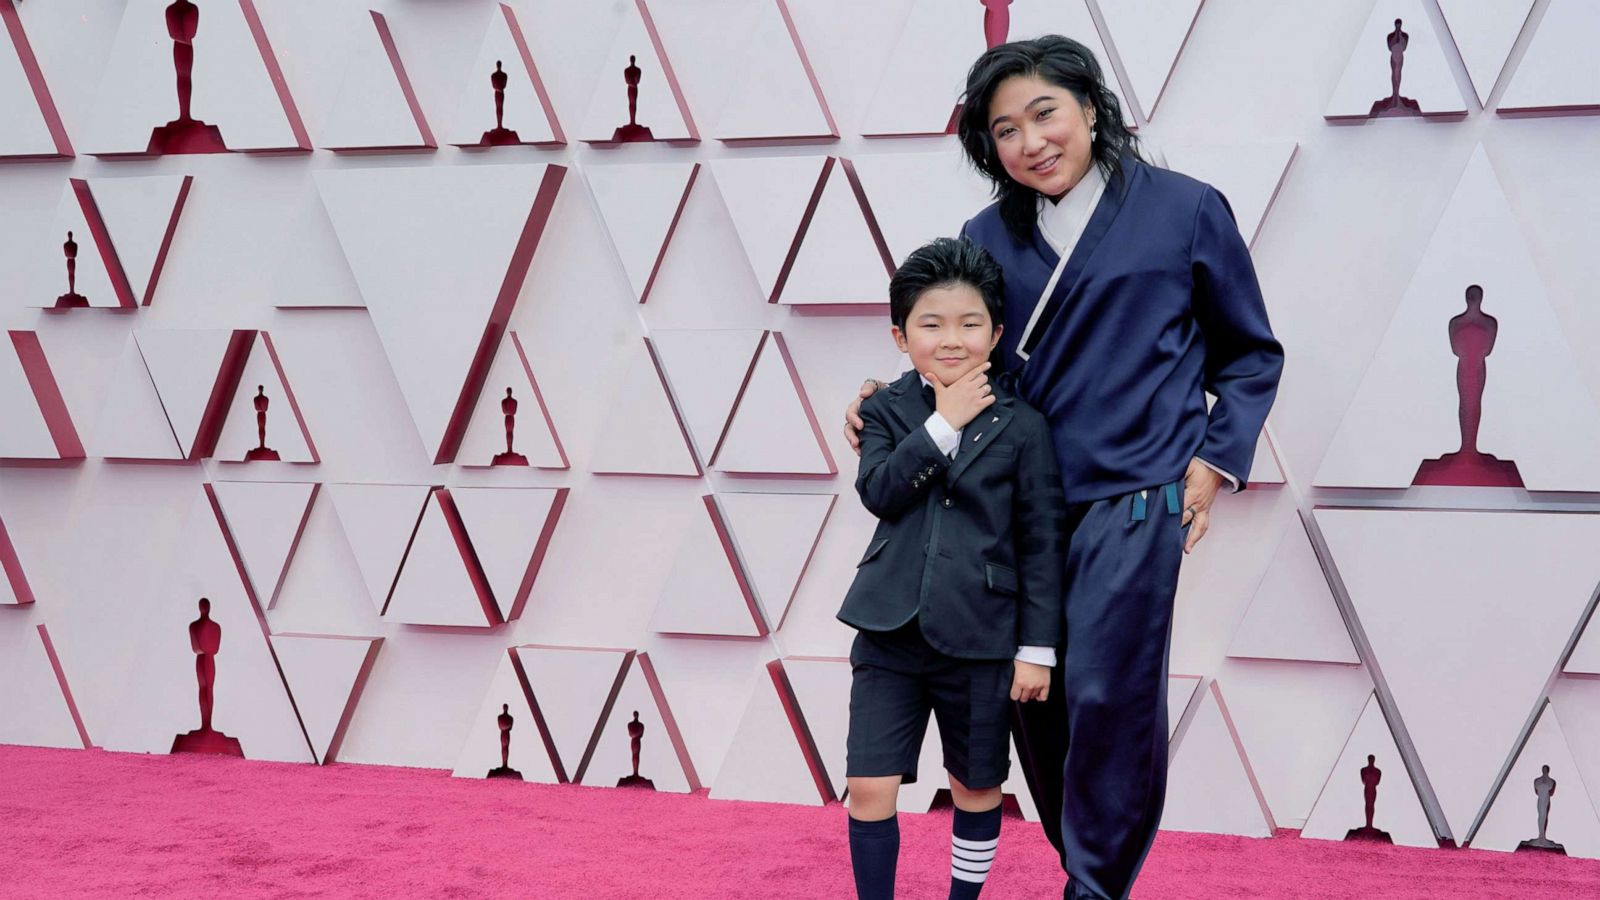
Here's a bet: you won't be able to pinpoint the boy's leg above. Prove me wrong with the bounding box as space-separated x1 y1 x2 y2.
947 776 1003 899
846 627 935 900
928 654 1013 900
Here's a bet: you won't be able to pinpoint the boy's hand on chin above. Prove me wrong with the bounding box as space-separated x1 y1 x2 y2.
929 362 995 431
1010 660 1051 703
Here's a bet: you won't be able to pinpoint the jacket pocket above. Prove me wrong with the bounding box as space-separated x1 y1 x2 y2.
984 562 1019 595
857 538 889 567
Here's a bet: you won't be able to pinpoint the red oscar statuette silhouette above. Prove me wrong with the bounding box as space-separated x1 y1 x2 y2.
981 0 1013 50
616 710 654 789
492 387 529 466
1369 18 1422 117
480 60 522 146
1519 765 1566 854
148 0 228 154
244 385 281 461
1345 755 1393 843
486 703 523 780
54 230 89 308
171 598 244 756
1412 285 1524 487
610 55 654 142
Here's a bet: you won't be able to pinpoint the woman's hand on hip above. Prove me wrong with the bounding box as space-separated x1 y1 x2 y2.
844 379 884 456
1180 458 1224 554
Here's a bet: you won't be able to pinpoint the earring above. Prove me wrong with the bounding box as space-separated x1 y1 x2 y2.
1090 126 1098 143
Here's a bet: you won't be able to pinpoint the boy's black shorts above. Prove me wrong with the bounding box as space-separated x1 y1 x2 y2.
845 618 1014 790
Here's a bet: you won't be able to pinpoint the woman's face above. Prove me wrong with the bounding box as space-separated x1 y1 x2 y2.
986 73 1097 200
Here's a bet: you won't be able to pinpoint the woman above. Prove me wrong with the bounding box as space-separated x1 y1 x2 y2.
844 35 1283 900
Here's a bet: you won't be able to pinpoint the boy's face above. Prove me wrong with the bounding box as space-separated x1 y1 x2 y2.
892 283 1002 386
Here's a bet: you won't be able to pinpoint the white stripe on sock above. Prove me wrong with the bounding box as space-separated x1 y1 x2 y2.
952 833 997 885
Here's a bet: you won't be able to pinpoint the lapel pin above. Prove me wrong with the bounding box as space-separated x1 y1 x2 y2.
973 433 983 442
991 416 999 423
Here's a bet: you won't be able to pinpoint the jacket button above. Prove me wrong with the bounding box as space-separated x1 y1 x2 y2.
942 497 954 508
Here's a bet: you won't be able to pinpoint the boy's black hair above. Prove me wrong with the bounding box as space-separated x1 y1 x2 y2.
888 237 1005 331
956 34 1146 244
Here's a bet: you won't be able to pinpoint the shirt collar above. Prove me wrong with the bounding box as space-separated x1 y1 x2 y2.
1036 163 1107 257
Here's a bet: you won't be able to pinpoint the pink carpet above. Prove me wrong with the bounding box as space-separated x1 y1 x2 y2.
2 745 1596 898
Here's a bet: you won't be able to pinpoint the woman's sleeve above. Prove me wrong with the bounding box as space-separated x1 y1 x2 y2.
1189 186 1285 486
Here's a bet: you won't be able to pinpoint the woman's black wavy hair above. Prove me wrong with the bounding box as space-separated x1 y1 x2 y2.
956 34 1144 244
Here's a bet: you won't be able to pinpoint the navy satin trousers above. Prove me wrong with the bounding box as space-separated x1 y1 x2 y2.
1012 483 1186 900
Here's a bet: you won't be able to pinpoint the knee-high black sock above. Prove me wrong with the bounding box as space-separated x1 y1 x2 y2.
949 804 1002 899
849 814 899 899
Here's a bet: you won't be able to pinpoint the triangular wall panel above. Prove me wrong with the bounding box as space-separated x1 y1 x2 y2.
318 9 433 151
1324 0 1468 119
780 158 892 306
1437 0 1536 105
0 1 72 158
1220 661 1375 828
589 338 700 477
580 652 699 792
1301 692 1439 847
451 647 562 783
449 3 564 148
110 487 312 762
315 163 566 464
81 175 193 307
209 481 318 610
849 149 996 266
515 645 633 781
714 333 836 476
384 489 497 628
0 625 89 748
1472 701 1600 857
1319 508 1600 838
780 656 851 799
714 0 836 141
213 332 318 464
1566 615 1600 676
710 155 831 302
577 0 697 143
273 634 382 764
0 514 37 606
1163 681 1276 836
137 328 254 459
1316 147 1600 491
91 334 184 460
84 0 309 155
1159 141 1297 247
0 332 81 460
450 487 568 623
717 491 836 629
327 482 434 615
650 329 764 464
457 332 568 469
1497 1 1600 114
583 162 699 303
1094 0 1203 120
650 495 765 638
710 659 830 805
861 0 1131 136
1228 513 1359 665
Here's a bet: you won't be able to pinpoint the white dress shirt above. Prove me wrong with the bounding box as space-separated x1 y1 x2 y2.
920 376 1056 669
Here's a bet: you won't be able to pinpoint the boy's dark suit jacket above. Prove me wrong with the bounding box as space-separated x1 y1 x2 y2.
838 369 1066 660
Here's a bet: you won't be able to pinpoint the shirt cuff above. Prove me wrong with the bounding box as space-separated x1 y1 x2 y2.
1196 457 1241 493
1014 645 1057 667
923 412 960 458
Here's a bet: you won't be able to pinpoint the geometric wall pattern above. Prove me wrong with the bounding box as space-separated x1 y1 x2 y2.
4 0 1600 862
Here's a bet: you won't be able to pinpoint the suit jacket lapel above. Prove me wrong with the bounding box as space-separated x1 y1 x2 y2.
946 396 1015 486
883 372 932 432
1019 168 1133 359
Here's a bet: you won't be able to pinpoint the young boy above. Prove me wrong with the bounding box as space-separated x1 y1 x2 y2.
840 237 1065 899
